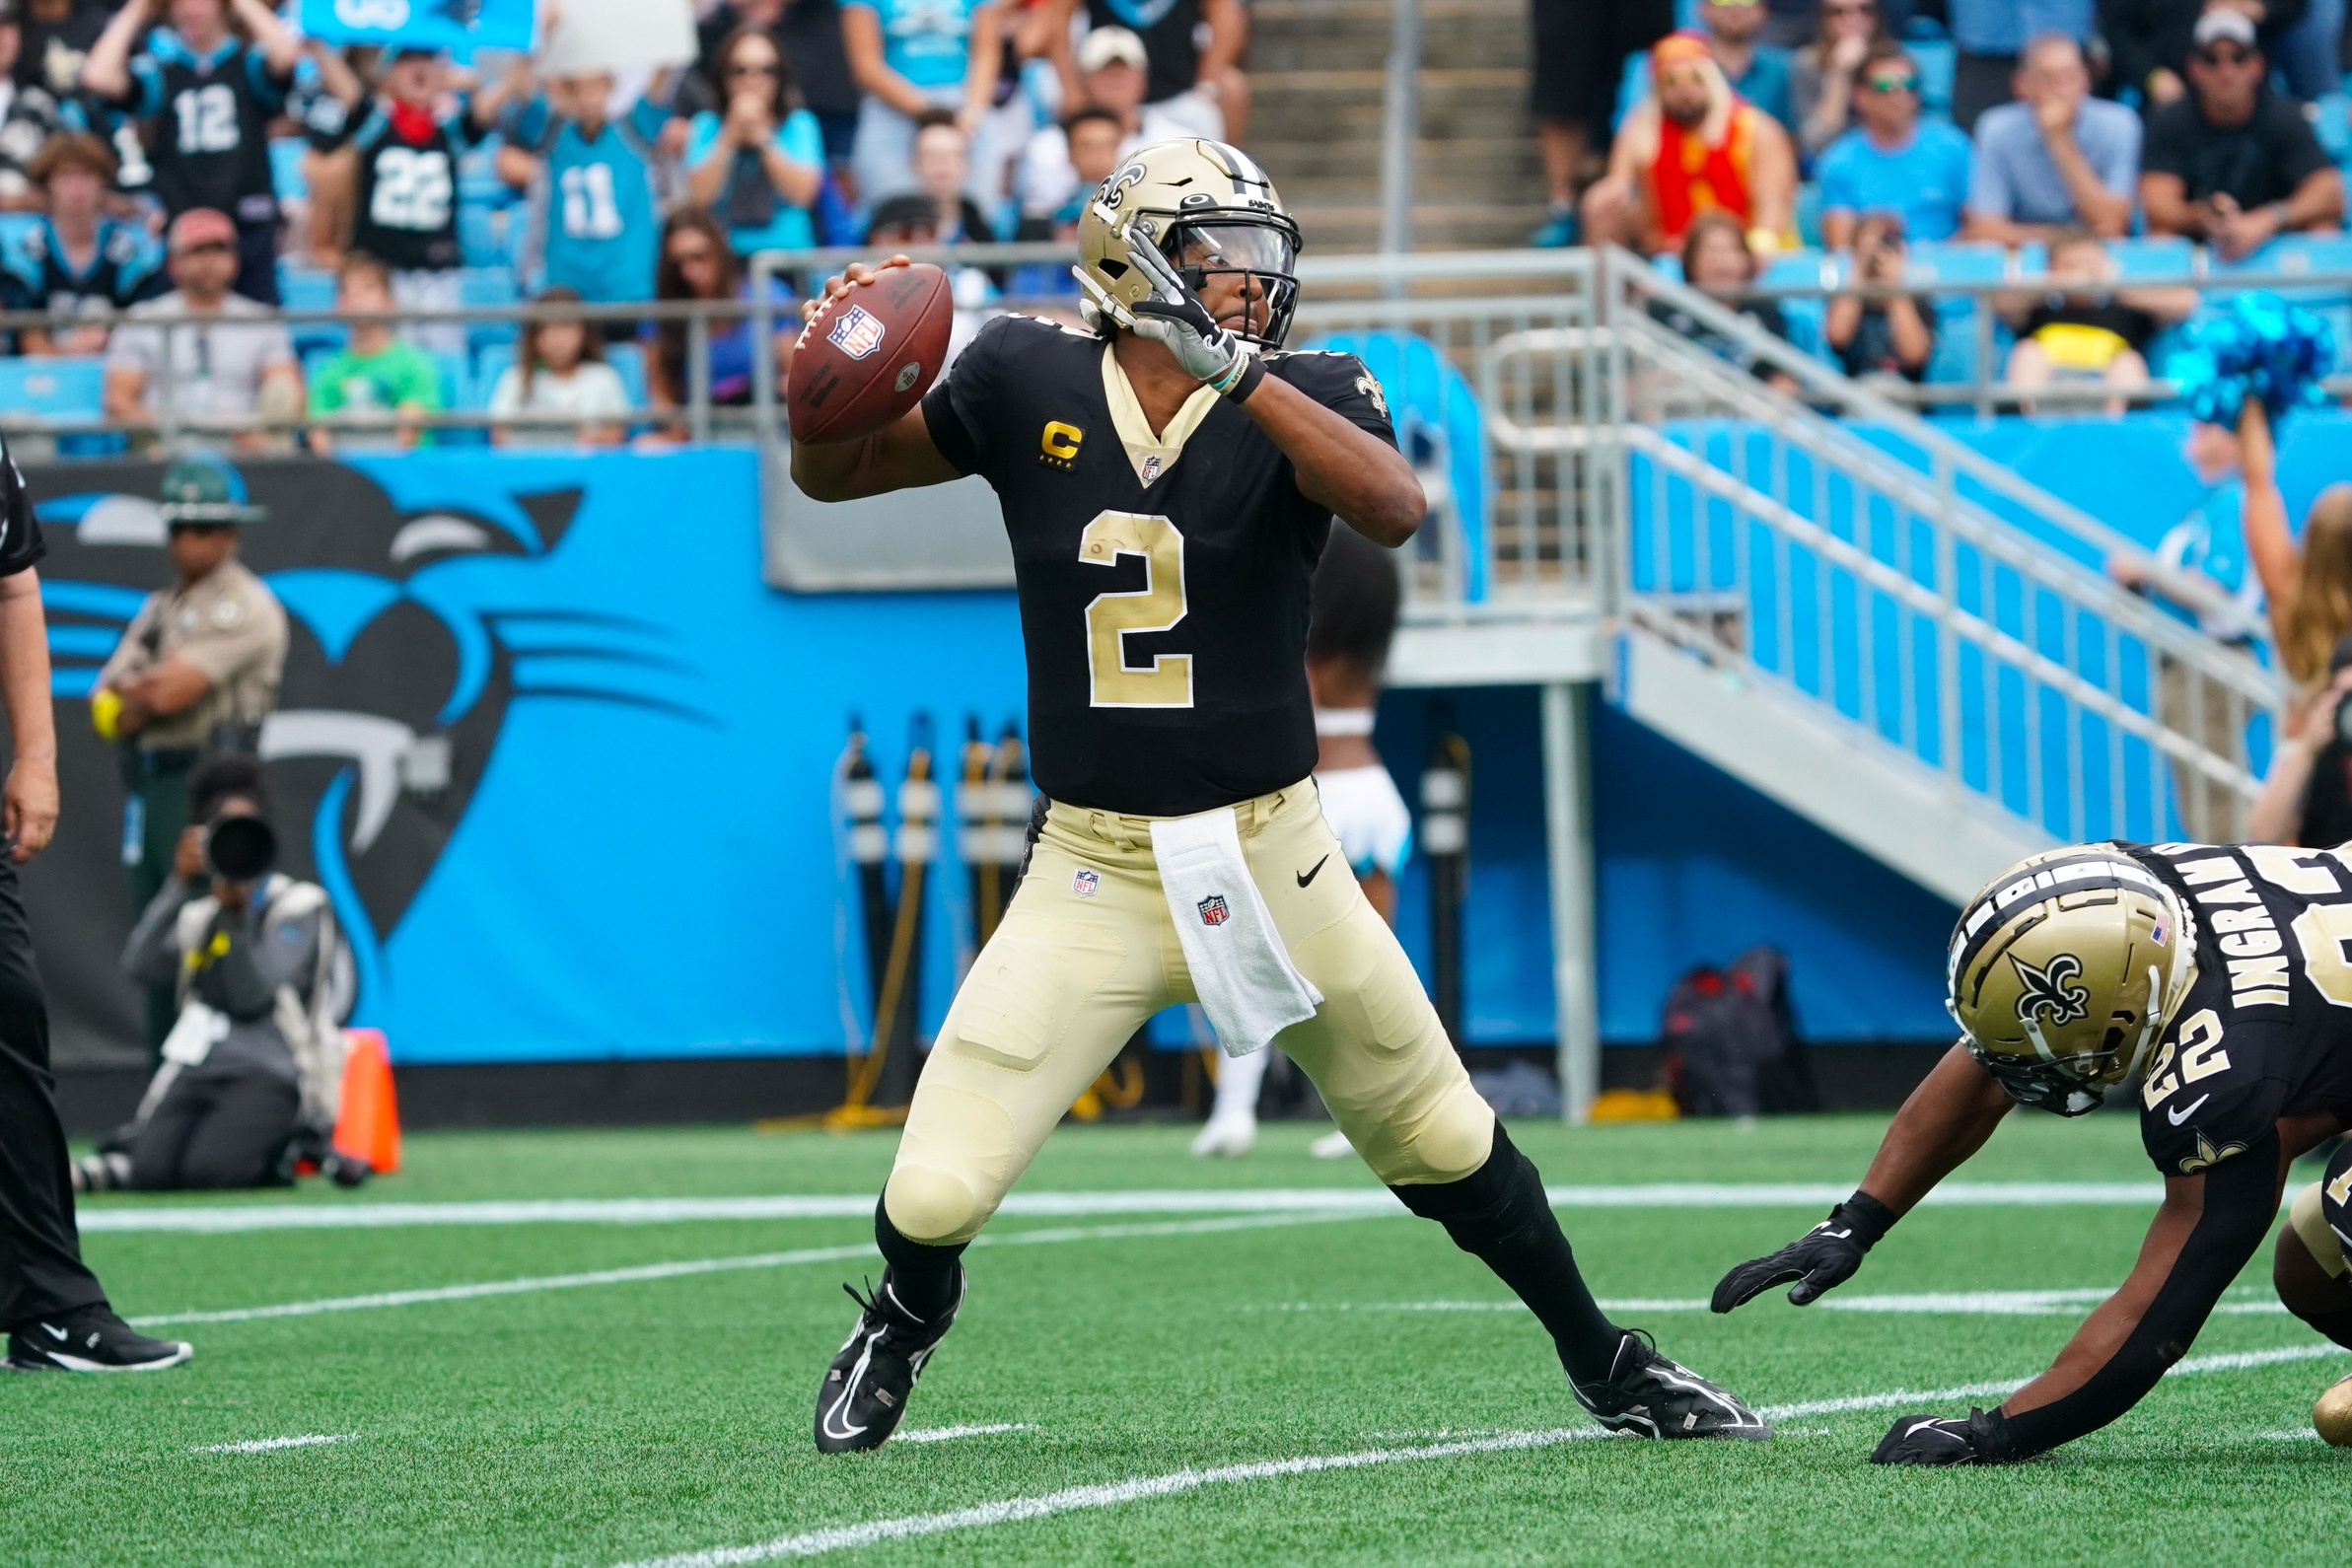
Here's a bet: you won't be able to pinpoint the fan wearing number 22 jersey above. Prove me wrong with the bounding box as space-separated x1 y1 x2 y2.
792 137 1765 1459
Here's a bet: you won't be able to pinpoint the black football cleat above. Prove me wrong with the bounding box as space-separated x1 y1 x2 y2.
814 1270 962 1454
1569 1329 1769 1439
7 1307 192 1374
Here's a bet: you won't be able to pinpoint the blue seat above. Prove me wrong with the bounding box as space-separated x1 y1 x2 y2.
0 356 106 423
1310 330 1491 602
1909 38 1957 120
2314 93 2352 164
278 265 344 354
269 136 308 203
2106 237 2199 281
459 265 520 356
1902 241 2010 287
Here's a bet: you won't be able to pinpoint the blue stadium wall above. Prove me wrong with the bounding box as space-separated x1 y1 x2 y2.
32 413 2351 1068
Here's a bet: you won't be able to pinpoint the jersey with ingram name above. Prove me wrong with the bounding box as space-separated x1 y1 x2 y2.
919 313 1396 817
2128 842 2352 1176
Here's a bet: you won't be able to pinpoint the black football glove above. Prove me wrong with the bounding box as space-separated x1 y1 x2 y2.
1710 1192 1897 1313
1124 237 1256 395
1871 1406 2015 1466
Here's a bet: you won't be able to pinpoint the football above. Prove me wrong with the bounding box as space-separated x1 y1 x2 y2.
787 262 955 445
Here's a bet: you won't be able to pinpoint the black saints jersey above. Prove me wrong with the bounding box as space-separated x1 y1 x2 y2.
0 438 47 580
920 315 1397 817
118 30 291 225
2126 843 2352 1176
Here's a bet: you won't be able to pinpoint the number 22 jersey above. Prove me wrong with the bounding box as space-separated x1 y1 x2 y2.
920 315 1398 818
2126 843 2352 1176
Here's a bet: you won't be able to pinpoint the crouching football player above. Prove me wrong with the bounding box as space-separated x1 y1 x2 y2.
793 138 1766 1452
1715 843 2352 1462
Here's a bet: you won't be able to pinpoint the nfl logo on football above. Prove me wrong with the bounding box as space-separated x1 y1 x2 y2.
1197 893 1230 927
827 304 888 361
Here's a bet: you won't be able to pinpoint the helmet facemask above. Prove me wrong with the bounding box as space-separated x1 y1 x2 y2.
1151 216 1301 350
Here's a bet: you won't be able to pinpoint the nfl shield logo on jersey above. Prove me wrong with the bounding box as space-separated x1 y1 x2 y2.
1072 868 1100 898
1197 893 1230 927
828 305 888 361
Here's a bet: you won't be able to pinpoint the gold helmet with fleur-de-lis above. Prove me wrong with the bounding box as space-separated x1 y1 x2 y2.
1947 845 2199 1115
1074 138 1303 349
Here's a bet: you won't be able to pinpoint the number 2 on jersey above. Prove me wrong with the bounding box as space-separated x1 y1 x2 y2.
1079 511 1191 708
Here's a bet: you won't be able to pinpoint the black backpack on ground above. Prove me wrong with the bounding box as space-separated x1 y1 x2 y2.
1659 945 1817 1118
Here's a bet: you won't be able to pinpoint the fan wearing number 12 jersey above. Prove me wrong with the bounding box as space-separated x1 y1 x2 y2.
790 137 1765 1457
1716 841 2352 1465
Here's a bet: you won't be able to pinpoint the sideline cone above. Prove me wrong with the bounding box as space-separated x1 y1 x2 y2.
332 1029 402 1176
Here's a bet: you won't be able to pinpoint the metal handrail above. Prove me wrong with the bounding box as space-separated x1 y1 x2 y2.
1595 249 2281 845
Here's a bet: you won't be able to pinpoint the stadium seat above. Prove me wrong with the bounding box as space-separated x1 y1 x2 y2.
269 135 308 203
606 341 648 408
2105 237 2199 281
0 355 106 424
460 265 521 357
2313 93 2351 165
279 265 345 355
1908 38 1957 120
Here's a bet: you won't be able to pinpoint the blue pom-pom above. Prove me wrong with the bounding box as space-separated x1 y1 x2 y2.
2170 292 2335 427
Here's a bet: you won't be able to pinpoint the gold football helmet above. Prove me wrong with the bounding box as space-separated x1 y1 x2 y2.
1947 845 2200 1115
1074 138 1303 348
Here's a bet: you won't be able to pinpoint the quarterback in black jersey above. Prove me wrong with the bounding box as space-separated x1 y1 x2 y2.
793 138 1766 1455
1717 841 2352 1461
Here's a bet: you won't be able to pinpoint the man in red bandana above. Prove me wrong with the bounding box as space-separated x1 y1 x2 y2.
307 46 529 355
1583 31 1796 257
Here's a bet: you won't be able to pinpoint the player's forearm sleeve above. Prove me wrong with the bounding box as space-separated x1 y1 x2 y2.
1987 1129 2280 1461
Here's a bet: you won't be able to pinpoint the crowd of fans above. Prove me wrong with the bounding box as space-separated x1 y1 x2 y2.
0 0 1254 442
1543 0 2352 397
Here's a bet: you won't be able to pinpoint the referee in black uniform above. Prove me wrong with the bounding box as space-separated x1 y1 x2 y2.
0 441 191 1373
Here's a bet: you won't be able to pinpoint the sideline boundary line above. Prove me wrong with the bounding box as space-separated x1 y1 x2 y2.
128 1211 1378 1327
608 1342 2350 1567
80 1181 2171 1235
1263 1289 2294 1319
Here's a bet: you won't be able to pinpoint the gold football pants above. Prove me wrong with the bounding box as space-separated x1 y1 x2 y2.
2290 1178 2349 1280
884 779 1495 1246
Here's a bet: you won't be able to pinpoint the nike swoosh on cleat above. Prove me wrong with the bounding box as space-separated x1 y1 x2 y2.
40 1323 66 1340
1296 856 1329 888
2168 1095 2211 1126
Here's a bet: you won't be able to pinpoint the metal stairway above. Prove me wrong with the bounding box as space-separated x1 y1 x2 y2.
1587 250 2278 903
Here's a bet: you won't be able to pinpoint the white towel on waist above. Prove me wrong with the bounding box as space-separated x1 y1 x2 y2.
1149 807 1322 1058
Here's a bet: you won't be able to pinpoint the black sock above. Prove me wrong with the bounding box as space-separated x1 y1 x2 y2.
875 1200 968 1322
2296 1304 2352 1351
1390 1124 1623 1386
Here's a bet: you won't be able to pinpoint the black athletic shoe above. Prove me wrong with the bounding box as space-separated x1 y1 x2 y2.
1569 1329 1769 1439
7 1308 192 1374
814 1270 962 1453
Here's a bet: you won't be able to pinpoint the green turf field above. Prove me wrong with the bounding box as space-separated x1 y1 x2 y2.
9 1112 2348 1566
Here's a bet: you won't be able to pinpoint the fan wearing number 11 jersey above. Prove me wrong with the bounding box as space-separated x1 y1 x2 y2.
790 137 1765 1455
1716 842 2352 1464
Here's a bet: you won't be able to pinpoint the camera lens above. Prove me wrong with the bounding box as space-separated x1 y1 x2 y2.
205 815 276 882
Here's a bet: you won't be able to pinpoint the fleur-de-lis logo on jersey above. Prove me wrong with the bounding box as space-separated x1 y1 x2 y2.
2011 951 2091 1029
1354 371 1389 419
2178 1131 2247 1175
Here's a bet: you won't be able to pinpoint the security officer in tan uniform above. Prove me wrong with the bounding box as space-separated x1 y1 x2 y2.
92 452 287 1056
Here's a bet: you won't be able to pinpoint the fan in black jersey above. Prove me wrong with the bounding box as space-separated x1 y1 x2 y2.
1716 841 2352 1463
790 138 1765 1456
81 0 301 303
0 130 166 354
305 47 522 355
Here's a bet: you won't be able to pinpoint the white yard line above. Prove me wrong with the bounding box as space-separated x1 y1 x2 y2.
1265 1288 2293 1318
894 1424 1035 1445
189 1433 356 1455
128 1211 1378 1327
78 1181 2174 1235
606 1341 2352 1567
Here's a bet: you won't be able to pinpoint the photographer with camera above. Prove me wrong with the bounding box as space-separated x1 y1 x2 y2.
71 753 355 1193
1824 213 1936 385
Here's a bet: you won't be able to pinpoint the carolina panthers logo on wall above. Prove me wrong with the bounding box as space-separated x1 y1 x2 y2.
2009 952 2091 1030
32 459 716 1034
